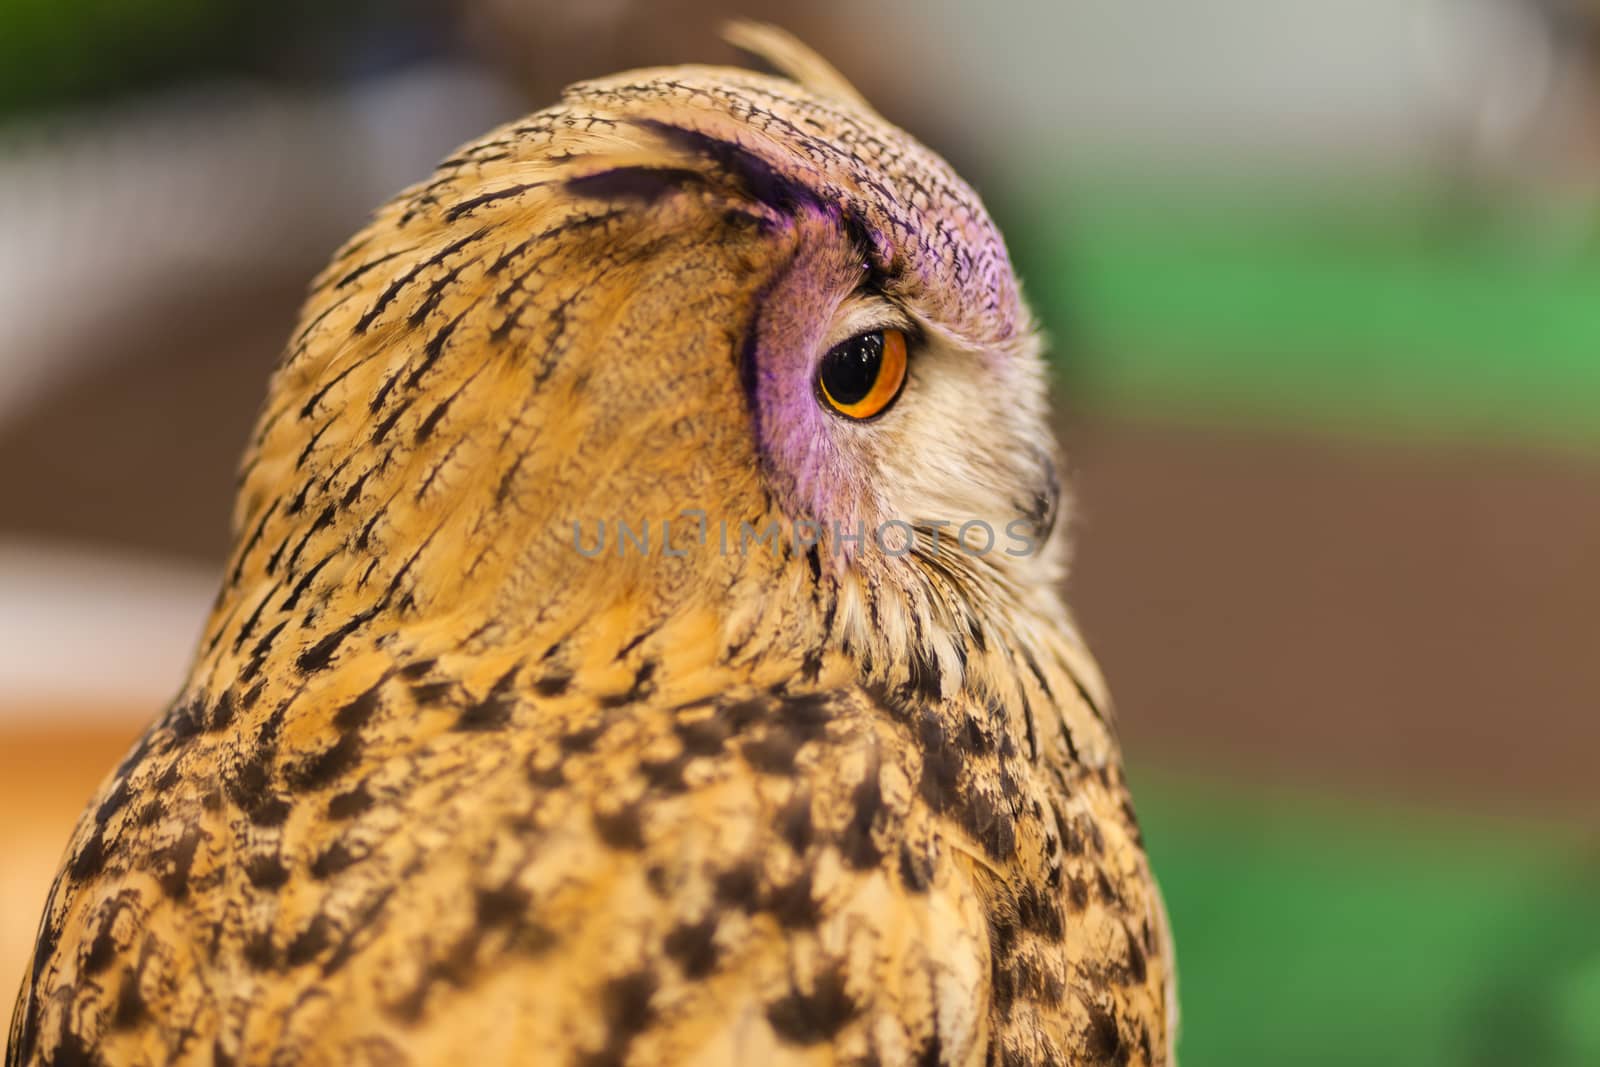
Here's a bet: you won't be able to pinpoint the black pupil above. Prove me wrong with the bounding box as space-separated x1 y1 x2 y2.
820 331 884 406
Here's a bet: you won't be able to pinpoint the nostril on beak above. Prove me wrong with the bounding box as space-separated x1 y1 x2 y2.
1022 446 1060 546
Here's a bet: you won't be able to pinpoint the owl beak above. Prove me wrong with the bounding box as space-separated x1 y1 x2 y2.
1024 447 1061 547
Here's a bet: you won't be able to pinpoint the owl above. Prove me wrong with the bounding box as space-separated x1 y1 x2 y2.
9 24 1175 1067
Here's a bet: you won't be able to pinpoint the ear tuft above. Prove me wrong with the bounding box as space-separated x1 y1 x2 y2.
722 21 873 112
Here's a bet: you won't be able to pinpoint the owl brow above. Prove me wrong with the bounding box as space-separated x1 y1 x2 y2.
635 118 894 271
839 209 895 296
636 119 822 215
563 165 711 205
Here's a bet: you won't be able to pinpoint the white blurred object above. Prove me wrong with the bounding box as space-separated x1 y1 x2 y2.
862 0 1466 163
1419 0 1556 153
1419 0 1600 254
0 63 522 429
854 0 1596 183
0 540 217 724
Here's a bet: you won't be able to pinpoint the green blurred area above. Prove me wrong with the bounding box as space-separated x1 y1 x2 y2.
1136 775 1600 1067
0 0 235 115
0 0 402 117
1011 173 1600 453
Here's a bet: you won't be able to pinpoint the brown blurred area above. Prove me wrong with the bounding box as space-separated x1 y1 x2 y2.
1065 417 1600 817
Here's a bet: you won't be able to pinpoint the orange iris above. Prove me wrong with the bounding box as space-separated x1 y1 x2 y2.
818 328 908 420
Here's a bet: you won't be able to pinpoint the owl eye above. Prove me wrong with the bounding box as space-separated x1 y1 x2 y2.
816 328 908 421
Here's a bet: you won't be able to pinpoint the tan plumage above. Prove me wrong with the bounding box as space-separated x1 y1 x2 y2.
9 26 1175 1067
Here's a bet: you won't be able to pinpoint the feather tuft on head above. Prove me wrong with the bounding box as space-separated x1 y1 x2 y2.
722 20 873 111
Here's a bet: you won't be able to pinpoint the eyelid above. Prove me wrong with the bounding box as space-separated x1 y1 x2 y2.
821 298 912 355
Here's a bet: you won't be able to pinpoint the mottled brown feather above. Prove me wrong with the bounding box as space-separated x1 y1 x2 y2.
9 28 1173 1067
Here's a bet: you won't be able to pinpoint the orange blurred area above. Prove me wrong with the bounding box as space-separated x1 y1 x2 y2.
0 719 143 1006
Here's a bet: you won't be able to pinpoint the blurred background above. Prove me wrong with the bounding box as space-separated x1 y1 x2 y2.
0 1 1596 1062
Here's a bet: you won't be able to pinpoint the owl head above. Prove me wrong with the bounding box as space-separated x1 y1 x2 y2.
231 25 1083 708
